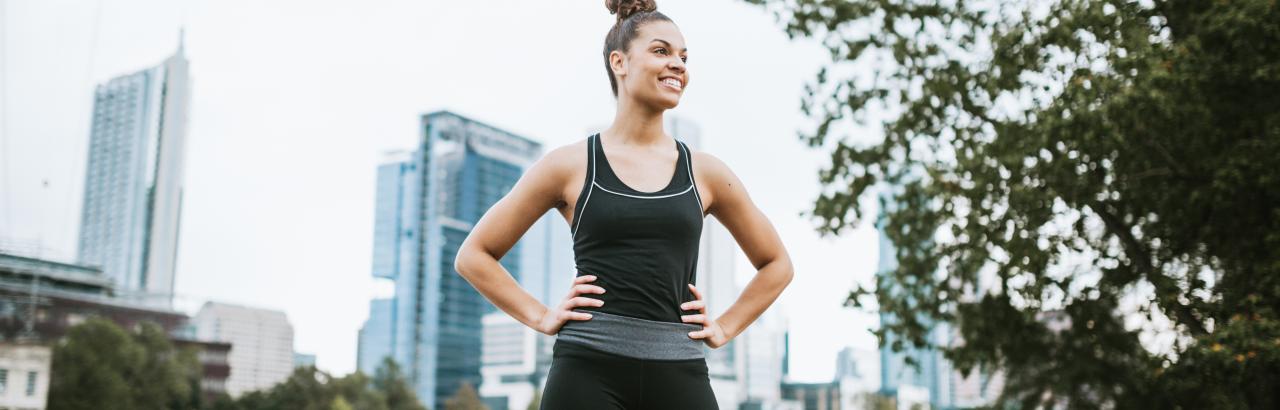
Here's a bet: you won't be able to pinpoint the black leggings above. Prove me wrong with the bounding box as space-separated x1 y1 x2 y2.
540 340 718 409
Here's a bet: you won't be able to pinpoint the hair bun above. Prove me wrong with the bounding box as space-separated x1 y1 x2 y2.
606 0 658 22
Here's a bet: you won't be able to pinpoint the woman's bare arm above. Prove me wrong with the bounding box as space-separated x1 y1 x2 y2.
454 144 605 335
683 151 794 345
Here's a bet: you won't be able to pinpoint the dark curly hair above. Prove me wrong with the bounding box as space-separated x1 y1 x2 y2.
603 0 673 97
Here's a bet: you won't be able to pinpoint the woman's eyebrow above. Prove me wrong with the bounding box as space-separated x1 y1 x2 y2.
650 38 688 53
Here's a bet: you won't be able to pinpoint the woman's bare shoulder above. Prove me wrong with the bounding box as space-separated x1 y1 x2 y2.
516 137 590 204
688 148 733 184
531 138 588 178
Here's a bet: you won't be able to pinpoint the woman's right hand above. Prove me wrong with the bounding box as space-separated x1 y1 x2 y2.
535 274 606 335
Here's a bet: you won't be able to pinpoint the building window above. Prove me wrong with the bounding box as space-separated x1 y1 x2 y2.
0 368 7 394
24 371 35 396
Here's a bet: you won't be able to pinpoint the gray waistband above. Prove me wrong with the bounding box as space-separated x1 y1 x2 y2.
556 310 705 361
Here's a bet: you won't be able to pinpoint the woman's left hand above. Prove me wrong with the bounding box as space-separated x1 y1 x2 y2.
682 283 730 348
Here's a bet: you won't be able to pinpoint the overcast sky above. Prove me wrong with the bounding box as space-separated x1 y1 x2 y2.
0 0 883 382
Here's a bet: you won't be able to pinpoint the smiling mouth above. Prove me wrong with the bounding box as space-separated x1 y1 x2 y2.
660 78 683 91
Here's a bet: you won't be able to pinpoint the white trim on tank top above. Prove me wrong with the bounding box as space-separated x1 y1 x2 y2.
571 135 597 239
592 181 694 199
574 135 703 240
678 141 704 215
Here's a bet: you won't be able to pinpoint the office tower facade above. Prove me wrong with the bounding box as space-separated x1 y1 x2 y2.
741 309 788 408
475 209 573 410
191 302 295 397
665 116 756 410
357 151 415 377
876 186 952 408
358 111 544 409
357 298 396 375
77 40 190 308
876 185 1003 409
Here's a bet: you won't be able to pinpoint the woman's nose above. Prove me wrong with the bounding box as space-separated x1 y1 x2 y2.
669 58 685 72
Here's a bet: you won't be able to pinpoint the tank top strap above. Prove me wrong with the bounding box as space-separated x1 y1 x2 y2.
675 140 704 215
571 134 599 239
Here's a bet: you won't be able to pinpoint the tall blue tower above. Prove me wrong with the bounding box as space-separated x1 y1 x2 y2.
357 111 544 409
876 186 955 409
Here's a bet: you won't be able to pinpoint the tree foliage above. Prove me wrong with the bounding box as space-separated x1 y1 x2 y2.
48 317 202 410
744 0 1279 407
443 382 487 410
215 358 426 410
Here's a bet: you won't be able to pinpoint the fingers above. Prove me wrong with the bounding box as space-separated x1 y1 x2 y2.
685 284 707 315
680 300 705 311
688 329 709 339
564 296 604 309
567 276 605 300
681 314 706 324
567 284 606 300
687 283 704 301
561 310 593 321
557 297 599 323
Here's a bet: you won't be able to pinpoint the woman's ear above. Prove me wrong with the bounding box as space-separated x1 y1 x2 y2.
609 50 628 79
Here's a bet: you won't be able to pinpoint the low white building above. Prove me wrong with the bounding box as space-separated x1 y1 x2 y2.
478 312 546 410
191 302 295 397
0 344 51 410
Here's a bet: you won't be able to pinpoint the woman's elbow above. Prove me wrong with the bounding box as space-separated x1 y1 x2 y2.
774 255 795 288
454 244 478 279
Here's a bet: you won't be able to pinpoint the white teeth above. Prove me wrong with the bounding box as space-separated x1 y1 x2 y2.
662 78 682 89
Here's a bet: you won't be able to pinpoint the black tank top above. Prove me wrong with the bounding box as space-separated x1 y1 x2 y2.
570 133 705 323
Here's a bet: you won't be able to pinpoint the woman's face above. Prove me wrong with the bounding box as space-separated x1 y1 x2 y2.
612 21 689 109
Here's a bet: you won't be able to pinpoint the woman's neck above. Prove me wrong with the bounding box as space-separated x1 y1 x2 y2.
604 94 668 147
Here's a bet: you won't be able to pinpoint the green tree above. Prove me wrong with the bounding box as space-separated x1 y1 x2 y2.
373 357 427 410
744 0 1280 408
855 392 896 410
251 366 340 410
212 360 426 410
48 318 202 410
443 382 487 410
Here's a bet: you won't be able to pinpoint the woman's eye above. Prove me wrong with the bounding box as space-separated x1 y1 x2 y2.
656 48 668 55
681 56 688 63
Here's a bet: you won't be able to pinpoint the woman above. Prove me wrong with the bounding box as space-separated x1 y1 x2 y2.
454 1 794 408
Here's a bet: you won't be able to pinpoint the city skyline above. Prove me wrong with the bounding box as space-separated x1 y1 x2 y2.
0 0 882 381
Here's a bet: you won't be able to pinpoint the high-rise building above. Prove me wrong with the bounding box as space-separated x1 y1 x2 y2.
475 209 573 410
876 184 951 409
357 151 416 377
742 308 789 408
357 111 544 409
293 352 316 369
357 298 395 375
77 38 190 309
875 185 1002 409
665 116 757 410
191 302 295 397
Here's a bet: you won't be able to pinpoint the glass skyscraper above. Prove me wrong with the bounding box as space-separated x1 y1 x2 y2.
876 185 948 408
77 40 190 309
356 111 545 409
876 185 996 410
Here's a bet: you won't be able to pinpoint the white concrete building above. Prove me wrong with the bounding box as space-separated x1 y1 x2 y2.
0 344 51 410
192 302 295 397
478 312 546 410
